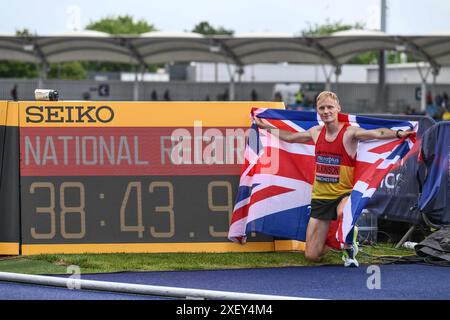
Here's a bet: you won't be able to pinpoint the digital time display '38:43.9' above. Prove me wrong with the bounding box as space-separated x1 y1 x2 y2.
20 177 261 244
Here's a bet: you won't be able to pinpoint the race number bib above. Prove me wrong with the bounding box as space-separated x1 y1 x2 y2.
315 155 341 183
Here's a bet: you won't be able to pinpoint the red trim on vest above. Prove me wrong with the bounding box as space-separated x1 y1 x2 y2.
315 123 355 167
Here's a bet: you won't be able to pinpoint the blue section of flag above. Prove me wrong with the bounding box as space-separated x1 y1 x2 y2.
258 109 320 130
248 124 262 156
349 190 368 222
235 186 252 204
386 139 411 160
246 205 311 241
355 115 413 130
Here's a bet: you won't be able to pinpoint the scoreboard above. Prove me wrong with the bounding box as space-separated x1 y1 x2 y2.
0 101 285 255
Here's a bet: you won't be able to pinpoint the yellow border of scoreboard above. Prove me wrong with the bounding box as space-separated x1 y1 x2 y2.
0 102 19 255
0 100 304 255
21 242 278 255
0 242 20 255
19 101 285 127
0 101 19 126
21 241 306 255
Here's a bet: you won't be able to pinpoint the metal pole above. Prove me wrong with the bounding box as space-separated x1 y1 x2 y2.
377 0 387 111
229 75 235 101
381 0 387 32
215 62 218 82
38 62 48 89
133 64 139 101
225 63 235 101
433 71 437 94
377 51 387 110
321 64 332 91
0 272 308 300
432 68 439 105
139 64 145 101
416 63 431 113
334 66 341 95
421 80 427 113
395 225 416 248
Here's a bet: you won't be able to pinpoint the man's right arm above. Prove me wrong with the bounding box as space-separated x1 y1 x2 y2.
253 116 314 143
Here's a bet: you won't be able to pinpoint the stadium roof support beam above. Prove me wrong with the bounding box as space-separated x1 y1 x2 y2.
23 36 49 88
305 37 341 91
415 62 433 112
397 37 441 112
132 64 146 101
397 36 440 73
334 65 342 95
304 37 339 67
211 39 244 101
321 65 335 91
211 38 243 67
119 37 147 101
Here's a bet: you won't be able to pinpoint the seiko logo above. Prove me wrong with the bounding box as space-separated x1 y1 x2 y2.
26 106 115 123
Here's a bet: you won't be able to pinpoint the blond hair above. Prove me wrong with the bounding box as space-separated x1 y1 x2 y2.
316 91 340 105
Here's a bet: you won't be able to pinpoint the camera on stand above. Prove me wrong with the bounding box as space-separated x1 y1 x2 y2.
34 89 59 101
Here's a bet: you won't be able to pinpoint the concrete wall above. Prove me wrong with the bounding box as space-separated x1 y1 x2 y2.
1 78 447 114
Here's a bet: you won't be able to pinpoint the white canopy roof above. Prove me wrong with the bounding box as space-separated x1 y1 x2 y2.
1 30 449 70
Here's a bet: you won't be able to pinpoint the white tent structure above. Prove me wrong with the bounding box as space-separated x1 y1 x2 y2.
1 30 450 107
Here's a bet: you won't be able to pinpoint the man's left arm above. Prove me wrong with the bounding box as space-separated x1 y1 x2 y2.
351 127 415 141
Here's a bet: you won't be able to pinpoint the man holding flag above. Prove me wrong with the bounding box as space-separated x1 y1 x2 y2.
239 91 415 267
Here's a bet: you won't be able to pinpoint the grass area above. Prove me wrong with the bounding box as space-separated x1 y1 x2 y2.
0 243 415 275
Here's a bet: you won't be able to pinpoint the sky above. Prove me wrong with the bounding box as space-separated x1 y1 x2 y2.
1 0 449 35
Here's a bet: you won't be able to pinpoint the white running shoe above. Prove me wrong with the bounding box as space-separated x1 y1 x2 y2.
342 226 359 268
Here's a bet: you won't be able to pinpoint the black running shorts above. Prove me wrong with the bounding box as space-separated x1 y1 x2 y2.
310 194 350 221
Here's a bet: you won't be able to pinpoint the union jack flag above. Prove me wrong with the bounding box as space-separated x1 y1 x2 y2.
228 108 418 246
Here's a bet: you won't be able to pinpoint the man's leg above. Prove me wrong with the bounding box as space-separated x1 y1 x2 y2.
336 196 359 267
322 197 348 251
305 217 330 262
336 196 356 249
336 195 348 219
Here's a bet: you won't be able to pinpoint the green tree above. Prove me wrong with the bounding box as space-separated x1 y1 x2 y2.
48 61 86 80
302 20 378 64
85 15 156 35
302 20 365 36
191 21 234 35
302 20 418 65
0 29 39 78
16 28 33 37
85 15 158 73
0 61 39 78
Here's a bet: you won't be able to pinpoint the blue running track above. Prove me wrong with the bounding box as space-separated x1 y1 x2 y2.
0 264 448 300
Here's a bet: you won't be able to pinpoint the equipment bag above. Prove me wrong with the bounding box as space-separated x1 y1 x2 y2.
415 228 450 264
